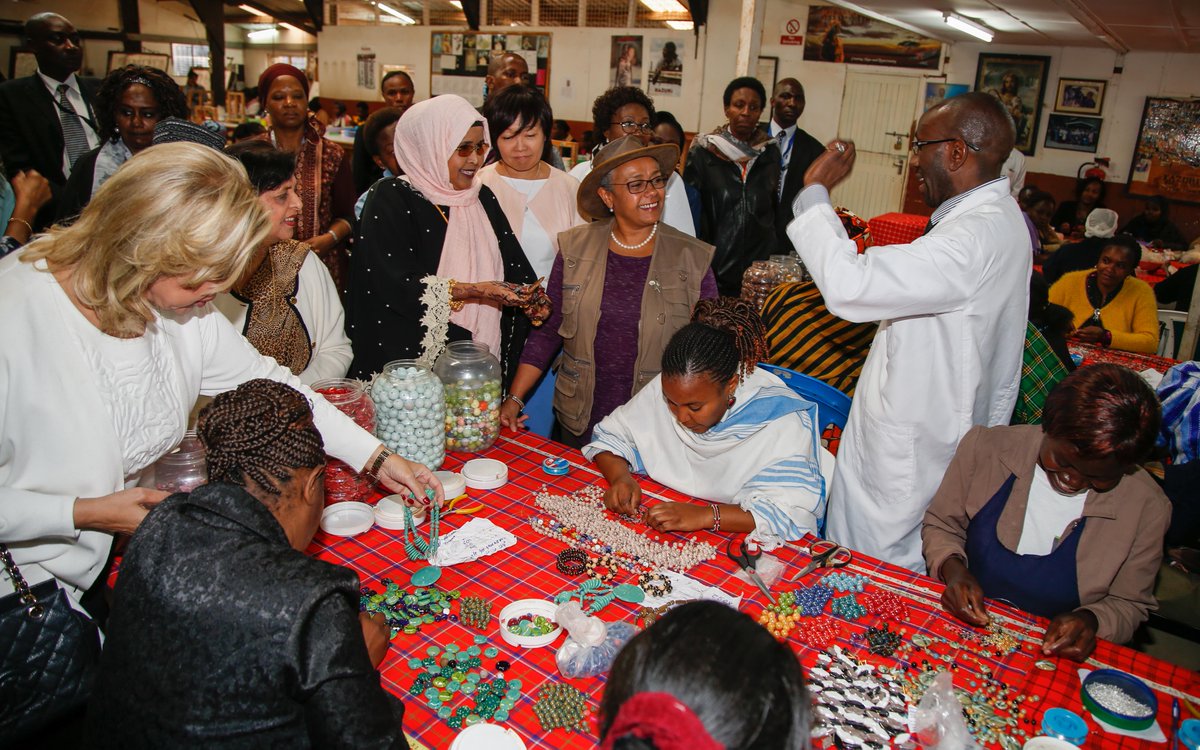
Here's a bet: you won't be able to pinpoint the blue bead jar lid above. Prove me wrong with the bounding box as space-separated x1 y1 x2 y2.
542 457 570 475
1041 708 1088 745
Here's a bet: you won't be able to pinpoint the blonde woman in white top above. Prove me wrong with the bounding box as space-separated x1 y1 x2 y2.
478 85 582 280
0 143 441 629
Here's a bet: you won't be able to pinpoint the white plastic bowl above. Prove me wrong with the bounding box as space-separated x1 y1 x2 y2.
320 501 374 537
374 495 424 530
497 598 563 648
434 470 468 499
449 723 526 750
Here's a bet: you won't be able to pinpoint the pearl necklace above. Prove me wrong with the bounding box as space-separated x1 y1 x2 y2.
610 221 658 251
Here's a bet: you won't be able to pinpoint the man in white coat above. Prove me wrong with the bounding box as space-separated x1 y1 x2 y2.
786 92 1030 571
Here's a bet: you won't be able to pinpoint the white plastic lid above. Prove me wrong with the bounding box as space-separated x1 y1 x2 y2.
461 458 508 490
449 723 526 750
320 501 374 537
434 470 468 499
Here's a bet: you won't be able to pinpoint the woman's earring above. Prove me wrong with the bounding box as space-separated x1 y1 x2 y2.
727 394 737 407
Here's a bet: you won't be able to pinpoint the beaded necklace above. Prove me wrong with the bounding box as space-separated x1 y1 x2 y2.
403 502 442 561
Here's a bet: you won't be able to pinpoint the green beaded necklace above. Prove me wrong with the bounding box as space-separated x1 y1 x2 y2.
403 500 442 561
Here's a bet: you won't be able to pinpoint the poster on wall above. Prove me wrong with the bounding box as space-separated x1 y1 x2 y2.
429 31 550 108
1044 114 1102 153
610 36 643 88
648 38 684 97
803 7 940 70
973 53 1050 156
1128 96 1200 205
923 82 968 112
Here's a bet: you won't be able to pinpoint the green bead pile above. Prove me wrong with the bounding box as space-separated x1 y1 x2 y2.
360 582 460 635
830 593 867 621
406 644 523 729
532 682 589 733
459 596 493 631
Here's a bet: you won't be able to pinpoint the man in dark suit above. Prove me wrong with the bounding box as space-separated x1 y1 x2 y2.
768 78 825 248
0 12 101 228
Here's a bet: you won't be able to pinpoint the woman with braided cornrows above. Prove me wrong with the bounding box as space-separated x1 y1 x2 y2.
585 297 830 544
89 380 408 747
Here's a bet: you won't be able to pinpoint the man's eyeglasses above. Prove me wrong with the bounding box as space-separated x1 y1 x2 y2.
454 142 490 157
608 175 668 194
911 137 981 153
611 120 654 134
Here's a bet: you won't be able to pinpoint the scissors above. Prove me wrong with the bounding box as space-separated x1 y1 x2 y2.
787 539 852 582
441 494 484 516
727 537 775 604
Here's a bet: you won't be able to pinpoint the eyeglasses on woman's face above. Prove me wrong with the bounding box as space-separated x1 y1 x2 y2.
455 141 490 157
608 174 668 194
611 120 654 135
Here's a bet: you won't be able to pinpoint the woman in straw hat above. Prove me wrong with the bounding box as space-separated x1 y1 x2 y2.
501 135 718 447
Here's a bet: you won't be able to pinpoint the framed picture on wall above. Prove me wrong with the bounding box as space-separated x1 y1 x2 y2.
107 52 171 74
1044 114 1101 153
756 56 778 95
8 49 37 80
429 31 550 108
973 53 1050 156
1055 78 1105 115
1128 96 1200 205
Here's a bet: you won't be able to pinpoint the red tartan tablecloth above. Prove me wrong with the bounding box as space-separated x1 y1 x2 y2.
1070 342 1178 374
310 431 1199 749
868 212 927 246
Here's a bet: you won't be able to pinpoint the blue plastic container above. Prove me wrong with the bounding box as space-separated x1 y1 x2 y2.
757 363 852 431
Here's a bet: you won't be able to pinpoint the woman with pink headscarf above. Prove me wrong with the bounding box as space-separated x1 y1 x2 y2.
345 94 547 385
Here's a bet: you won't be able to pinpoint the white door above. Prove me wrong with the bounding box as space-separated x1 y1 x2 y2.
829 71 922 220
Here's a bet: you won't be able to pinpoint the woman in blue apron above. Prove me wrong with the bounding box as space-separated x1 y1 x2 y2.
922 364 1169 661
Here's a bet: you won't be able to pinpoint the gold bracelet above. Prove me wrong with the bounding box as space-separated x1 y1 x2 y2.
6 217 32 235
448 279 465 312
365 446 393 480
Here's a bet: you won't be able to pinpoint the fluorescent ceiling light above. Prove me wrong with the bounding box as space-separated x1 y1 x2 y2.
943 12 993 42
666 20 694 30
279 22 303 33
376 2 416 24
247 27 277 40
449 0 463 8
238 4 263 14
640 0 688 14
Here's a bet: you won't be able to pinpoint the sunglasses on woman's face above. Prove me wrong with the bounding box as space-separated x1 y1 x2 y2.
455 142 490 157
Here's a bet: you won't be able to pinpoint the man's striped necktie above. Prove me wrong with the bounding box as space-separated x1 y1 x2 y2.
56 83 90 168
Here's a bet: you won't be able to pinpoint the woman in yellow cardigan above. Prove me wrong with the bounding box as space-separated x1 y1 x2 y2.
1049 235 1158 354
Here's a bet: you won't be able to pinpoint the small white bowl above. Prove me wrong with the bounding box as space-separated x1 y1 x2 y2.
1023 739 1078 750
374 495 424 530
320 501 374 537
434 470 468 499
449 723 526 750
462 458 508 490
497 598 562 649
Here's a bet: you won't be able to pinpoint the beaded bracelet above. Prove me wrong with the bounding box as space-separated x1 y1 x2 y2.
710 503 721 532
584 553 620 583
637 572 672 597
555 548 588 577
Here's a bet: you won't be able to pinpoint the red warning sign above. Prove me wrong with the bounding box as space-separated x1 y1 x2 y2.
782 18 803 45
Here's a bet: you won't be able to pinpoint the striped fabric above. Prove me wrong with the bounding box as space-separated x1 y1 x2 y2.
1013 322 1070 425
760 280 877 397
1158 361 1200 464
56 83 91 168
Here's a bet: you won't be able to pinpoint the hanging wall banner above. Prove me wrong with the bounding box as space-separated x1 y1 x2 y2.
804 7 940 70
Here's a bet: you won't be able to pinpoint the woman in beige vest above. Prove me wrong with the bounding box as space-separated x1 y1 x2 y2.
501 136 718 447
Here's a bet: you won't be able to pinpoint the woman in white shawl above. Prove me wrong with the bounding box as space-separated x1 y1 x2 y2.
585 298 829 545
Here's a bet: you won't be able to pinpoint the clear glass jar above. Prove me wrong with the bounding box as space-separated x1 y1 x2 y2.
151 430 207 493
741 260 783 310
434 341 502 453
313 378 377 504
371 360 446 470
770 254 804 283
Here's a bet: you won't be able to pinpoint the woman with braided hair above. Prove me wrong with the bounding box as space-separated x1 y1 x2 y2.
89 380 408 746
585 297 830 544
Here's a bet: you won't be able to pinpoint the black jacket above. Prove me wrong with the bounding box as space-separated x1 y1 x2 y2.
86 483 407 749
774 126 827 248
346 178 536 383
0 73 101 228
683 138 782 296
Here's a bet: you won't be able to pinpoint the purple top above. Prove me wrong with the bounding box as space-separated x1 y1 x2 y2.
521 251 718 437
1023 211 1040 256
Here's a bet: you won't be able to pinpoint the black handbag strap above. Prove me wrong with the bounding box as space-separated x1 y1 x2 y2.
0 543 46 619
